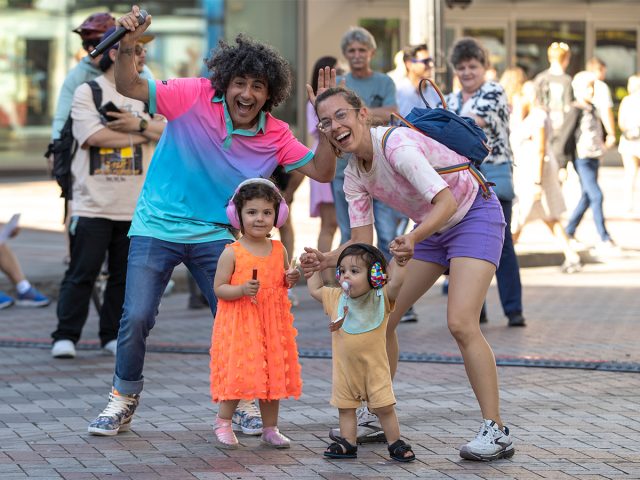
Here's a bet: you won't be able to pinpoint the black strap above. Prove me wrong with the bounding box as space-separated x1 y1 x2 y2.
70 80 103 162
87 80 103 111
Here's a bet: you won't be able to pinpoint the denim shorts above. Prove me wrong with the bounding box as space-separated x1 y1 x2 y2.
413 192 505 268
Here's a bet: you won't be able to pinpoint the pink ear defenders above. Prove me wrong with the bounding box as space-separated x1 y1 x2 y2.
225 178 289 230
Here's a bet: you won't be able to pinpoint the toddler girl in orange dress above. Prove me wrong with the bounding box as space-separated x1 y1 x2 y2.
210 178 302 449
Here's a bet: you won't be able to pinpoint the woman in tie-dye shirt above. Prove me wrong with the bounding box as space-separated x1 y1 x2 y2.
302 86 515 462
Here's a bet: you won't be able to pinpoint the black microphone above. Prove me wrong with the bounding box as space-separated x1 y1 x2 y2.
89 10 148 58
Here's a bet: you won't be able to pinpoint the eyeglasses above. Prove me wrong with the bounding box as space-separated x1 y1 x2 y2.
134 45 147 55
317 108 360 132
412 57 434 67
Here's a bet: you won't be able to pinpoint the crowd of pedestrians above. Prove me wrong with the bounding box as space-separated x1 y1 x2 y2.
21 0 636 467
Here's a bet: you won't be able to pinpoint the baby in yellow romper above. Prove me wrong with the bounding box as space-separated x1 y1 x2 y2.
306 243 415 462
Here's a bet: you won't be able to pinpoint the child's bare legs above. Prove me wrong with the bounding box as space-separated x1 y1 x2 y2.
371 404 414 460
447 257 503 427
259 399 290 448
214 399 240 448
371 404 399 444
217 399 240 420
337 407 358 445
258 399 279 428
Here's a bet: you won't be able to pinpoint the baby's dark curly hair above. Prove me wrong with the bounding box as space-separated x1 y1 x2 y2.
206 34 292 112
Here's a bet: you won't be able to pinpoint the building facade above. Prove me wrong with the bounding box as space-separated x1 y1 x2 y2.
1 0 638 170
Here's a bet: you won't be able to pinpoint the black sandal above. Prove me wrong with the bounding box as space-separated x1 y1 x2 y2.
324 433 358 459
388 439 416 462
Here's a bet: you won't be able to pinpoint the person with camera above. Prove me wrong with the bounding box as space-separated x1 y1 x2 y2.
51 27 165 359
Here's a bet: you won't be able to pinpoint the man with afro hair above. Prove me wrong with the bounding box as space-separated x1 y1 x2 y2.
87 5 337 438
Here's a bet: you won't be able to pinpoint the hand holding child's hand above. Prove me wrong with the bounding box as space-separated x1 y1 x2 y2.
285 257 300 288
242 279 259 297
300 247 325 278
389 234 414 267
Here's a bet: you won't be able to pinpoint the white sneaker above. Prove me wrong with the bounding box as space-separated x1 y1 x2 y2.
460 419 515 461
331 406 386 444
52 339 76 359
103 339 117 356
592 240 622 258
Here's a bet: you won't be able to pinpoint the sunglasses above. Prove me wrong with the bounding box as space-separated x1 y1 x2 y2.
317 108 360 132
134 45 147 55
550 41 570 51
412 57 434 67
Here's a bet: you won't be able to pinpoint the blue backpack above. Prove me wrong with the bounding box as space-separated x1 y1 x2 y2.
386 78 491 167
382 78 494 198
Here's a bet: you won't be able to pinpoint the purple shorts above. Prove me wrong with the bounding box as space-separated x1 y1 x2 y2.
413 192 505 269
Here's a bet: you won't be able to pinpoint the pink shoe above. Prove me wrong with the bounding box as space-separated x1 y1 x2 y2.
261 426 291 449
214 416 238 449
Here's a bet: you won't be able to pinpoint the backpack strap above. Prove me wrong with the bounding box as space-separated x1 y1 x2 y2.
87 80 103 111
417 78 447 109
435 163 494 199
381 128 494 200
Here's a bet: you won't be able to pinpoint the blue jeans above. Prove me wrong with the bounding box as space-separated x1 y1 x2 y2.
496 199 523 316
113 236 227 394
565 158 611 242
331 175 407 259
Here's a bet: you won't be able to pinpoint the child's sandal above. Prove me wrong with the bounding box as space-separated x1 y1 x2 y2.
388 439 416 462
324 434 358 459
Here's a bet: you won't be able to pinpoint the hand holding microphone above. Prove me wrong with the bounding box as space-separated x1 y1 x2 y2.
90 5 151 58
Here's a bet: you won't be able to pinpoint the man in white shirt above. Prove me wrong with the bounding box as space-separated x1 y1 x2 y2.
586 57 616 148
394 44 441 115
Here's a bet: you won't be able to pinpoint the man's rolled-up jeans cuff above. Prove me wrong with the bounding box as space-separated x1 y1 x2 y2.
113 375 144 395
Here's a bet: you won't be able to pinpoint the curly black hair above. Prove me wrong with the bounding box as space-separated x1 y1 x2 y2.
206 34 292 112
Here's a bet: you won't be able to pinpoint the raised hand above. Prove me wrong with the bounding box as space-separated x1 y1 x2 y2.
305 66 337 106
116 5 152 47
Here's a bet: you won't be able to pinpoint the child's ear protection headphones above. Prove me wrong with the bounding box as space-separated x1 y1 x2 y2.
225 178 289 230
335 243 388 289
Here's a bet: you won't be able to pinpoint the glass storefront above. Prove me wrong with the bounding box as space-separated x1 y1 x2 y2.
595 28 637 102
516 20 586 78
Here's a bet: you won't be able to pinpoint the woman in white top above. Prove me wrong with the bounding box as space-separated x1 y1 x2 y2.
302 86 514 462
511 81 581 272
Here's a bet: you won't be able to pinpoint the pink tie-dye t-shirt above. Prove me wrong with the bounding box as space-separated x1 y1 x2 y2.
344 127 479 233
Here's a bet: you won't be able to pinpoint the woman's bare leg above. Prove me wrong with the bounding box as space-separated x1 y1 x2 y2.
544 219 581 265
386 260 447 378
447 257 503 426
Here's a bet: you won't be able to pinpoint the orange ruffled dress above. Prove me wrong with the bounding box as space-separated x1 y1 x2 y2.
209 240 302 402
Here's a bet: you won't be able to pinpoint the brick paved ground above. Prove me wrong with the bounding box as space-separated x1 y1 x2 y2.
1 167 639 478
1 259 640 479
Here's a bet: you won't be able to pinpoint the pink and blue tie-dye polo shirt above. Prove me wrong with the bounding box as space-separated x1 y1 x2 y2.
129 77 313 243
